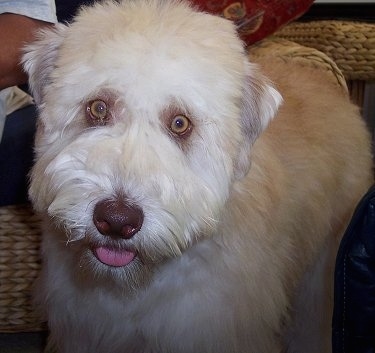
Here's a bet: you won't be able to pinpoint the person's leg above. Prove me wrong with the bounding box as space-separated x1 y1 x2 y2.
0 104 37 206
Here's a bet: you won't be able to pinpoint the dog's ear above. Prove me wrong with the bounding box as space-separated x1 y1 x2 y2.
234 66 282 180
22 23 68 106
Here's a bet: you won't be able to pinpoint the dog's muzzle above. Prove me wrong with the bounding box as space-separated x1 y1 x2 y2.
91 199 144 267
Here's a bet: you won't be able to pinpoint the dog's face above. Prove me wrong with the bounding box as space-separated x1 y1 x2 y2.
24 0 281 290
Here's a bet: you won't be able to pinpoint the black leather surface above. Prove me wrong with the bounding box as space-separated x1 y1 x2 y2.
333 184 375 353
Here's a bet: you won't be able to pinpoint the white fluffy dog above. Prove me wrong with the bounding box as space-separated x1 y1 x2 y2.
23 1 373 352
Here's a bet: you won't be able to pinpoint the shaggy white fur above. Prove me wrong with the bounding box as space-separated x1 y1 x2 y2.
23 1 373 352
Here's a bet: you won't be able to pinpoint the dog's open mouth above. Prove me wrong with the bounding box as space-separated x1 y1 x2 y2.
93 246 136 267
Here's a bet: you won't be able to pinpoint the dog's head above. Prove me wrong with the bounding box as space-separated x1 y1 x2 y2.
23 0 281 289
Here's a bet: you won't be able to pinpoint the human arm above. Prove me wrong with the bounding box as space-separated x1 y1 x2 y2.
0 13 54 90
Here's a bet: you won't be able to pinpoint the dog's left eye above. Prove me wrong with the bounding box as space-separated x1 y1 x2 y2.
86 100 109 125
169 115 192 136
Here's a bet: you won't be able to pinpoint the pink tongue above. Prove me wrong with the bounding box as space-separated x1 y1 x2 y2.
94 247 135 267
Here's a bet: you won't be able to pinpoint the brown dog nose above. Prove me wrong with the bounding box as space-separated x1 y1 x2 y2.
93 199 143 239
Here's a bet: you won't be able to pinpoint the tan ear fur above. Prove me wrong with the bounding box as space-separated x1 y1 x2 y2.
22 24 68 106
234 65 282 179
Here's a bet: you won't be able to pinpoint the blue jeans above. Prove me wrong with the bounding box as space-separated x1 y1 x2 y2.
0 105 37 206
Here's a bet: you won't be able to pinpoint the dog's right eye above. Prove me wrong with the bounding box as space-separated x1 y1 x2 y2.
169 114 192 137
86 100 110 126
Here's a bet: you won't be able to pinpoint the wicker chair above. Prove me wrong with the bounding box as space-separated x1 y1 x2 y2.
274 20 375 109
0 19 374 334
0 205 43 332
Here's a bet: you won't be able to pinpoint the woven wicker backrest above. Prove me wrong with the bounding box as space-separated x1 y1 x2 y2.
0 204 45 332
275 21 375 81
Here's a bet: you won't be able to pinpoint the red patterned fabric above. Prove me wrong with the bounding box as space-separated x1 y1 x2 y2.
193 0 314 45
